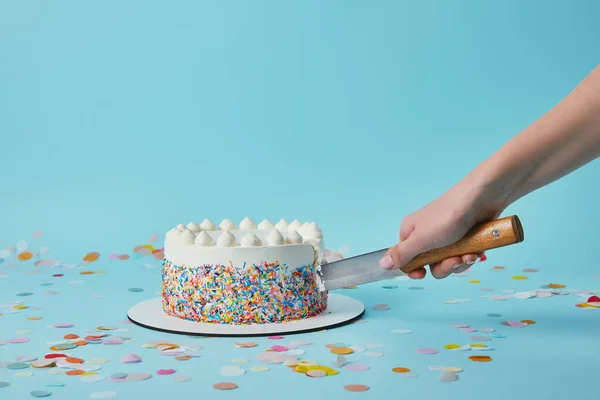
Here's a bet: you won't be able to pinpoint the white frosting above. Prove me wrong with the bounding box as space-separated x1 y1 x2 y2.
164 219 323 269
274 218 289 231
180 229 196 245
266 228 285 246
299 222 323 240
195 231 214 247
200 219 217 231
240 232 262 247
258 219 274 230
287 229 303 244
219 219 237 230
217 230 237 247
186 222 201 232
239 217 257 230
288 219 302 232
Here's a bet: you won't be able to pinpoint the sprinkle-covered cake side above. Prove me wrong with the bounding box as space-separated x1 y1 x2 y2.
161 218 327 325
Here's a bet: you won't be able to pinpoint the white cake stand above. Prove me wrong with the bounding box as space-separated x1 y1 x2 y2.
127 293 365 337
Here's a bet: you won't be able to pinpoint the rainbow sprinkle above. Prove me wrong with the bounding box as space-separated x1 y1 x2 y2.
161 259 328 325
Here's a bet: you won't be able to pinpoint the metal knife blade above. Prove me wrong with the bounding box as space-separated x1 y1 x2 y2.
317 248 404 291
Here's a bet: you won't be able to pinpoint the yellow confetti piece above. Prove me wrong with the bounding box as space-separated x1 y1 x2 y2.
27 316 42 321
468 280 481 284
511 275 527 280
13 305 28 310
470 344 487 348
444 344 460 349
80 372 98 376
493 266 505 270
443 367 463 373
295 365 338 376
392 367 411 373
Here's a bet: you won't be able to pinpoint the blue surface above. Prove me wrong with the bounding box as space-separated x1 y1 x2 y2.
1 1 600 399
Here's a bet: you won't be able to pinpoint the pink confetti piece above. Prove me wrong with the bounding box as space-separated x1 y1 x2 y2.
450 323 470 328
504 320 528 328
103 338 124 345
460 327 476 333
109 253 120 260
478 328 495 333
148 233 160 243
157 369 175 375
345 364 369 371
121 353 142 363
8 337 30 344
173 375 190 382
271 345 288 352
372 303 390 311
416 348 438 355
267 336 284 340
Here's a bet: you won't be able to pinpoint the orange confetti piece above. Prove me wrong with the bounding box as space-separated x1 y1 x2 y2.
152 249 164 260
80 271 95 275
344 384 370 392
549 283 566 289
493 266 505 270
469 355 492 362
66 369 85 376
18 251 33 261
65 357 84 364
83 252 100 262
330 347 353 355
73 340 88 346
118 254 130 260
392 367 411 373
521 319 536 324
63 334 79 340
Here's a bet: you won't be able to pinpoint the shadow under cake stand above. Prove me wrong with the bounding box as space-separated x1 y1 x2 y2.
127 293 365 337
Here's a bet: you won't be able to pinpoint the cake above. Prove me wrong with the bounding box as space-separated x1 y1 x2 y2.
161 217 328 325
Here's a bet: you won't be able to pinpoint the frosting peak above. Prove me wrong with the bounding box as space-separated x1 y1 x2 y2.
176 223 186 232
287 229 303 244
289 219 302 232
266 228 285 246
258 219 275 230
217 230 237 247
186 221 201 232
195 231 214 247
240 232 262 247
180 229 196 245
219 219 237 231
239 217 257 230
199 219 216 231
274 218 289 231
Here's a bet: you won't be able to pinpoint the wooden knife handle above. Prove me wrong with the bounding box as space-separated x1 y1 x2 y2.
399 215 524 274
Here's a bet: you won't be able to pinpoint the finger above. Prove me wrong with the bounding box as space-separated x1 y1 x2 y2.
408 267 426 280
399 217 416 241
461 254 478 265
383 234 428 270
430 256 463 279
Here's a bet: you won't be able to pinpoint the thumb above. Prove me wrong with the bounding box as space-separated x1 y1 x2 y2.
379 233 430 270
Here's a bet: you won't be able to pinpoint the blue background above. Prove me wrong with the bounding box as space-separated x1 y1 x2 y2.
1 1 600 399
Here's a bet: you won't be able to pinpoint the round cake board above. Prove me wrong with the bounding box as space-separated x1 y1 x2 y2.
127 293 365 337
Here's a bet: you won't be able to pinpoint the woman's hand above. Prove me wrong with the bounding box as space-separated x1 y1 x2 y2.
379 180 504 279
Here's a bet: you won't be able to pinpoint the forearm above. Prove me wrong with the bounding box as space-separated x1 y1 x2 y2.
468 65 600 209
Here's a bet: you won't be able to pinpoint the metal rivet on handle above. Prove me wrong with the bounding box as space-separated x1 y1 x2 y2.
492 230 500 238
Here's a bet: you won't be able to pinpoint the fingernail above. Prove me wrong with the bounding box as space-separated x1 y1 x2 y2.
379 255 395 270
452 263 462 269
466 260 476 265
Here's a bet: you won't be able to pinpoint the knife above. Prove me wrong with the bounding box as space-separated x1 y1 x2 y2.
316 215 524 291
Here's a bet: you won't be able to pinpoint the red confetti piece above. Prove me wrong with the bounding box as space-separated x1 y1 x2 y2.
479 254 487 262
588 295 600 303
